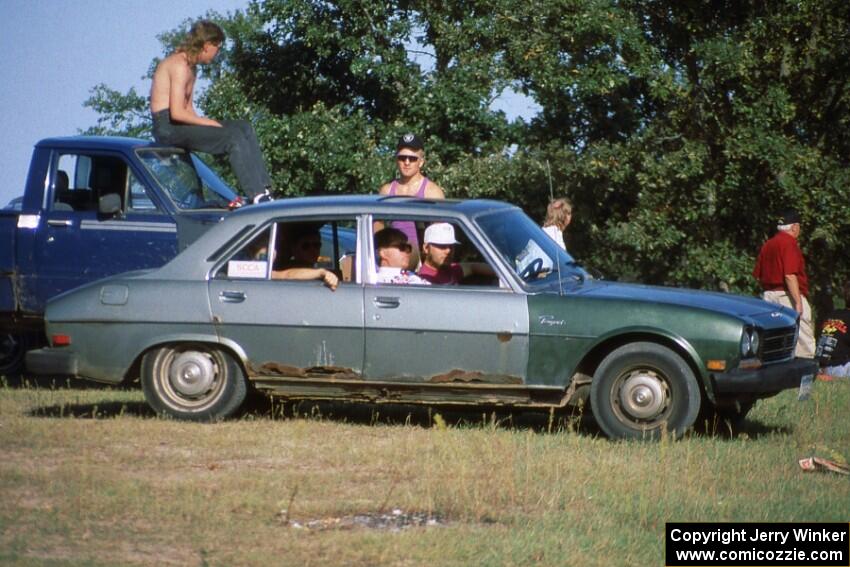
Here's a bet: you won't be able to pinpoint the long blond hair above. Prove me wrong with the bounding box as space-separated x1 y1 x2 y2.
177 20 225 62
544 197 573 230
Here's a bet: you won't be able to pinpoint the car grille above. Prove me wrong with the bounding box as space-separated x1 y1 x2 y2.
760 326 797 363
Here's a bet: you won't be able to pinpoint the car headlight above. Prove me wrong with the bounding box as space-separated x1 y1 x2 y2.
750 328 760 355
740 332 750 356
740 327 759 357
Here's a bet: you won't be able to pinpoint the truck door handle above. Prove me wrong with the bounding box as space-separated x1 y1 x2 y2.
219 290 246 303
373 296 400 308
47 219 72 227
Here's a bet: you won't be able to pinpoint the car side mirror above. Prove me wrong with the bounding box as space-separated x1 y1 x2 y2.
98 193 122 217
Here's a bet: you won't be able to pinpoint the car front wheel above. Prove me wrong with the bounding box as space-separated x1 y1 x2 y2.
141 344 247 421
590 342 701 440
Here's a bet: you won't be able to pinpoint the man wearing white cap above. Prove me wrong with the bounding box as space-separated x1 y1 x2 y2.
418 223 495 285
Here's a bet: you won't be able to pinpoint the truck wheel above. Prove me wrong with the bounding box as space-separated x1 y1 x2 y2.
0 333 29 377
590 342 701 440
141 344 246 421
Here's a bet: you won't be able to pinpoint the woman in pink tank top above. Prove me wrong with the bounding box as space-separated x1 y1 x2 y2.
377 133 445 269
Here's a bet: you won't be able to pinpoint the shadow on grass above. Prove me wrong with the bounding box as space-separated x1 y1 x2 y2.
28 388 601 434
24 387 791 440
241 396 794 440
30 400 155 419
694 417 792 440
241 394 606 436
1 373 129 391
240 393 796 440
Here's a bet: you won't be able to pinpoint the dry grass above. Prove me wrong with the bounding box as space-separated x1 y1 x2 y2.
0 376 848 566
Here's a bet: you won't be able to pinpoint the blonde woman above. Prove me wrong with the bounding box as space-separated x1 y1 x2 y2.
541 197 573 250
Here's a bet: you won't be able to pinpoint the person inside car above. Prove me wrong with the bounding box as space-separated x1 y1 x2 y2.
374 227 430 285
272 225 338 290
418 223 496 285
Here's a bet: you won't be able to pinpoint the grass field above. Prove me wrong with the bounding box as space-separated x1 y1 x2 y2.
0 376 848 566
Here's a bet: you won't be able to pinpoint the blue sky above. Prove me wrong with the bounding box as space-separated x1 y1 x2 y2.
0 0 538 207
0 0 250 206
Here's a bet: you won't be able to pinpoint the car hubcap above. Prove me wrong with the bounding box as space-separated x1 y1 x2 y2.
618 370 668 421
169 351 217 397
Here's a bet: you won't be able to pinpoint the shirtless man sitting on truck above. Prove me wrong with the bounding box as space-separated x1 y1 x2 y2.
150 20 272 204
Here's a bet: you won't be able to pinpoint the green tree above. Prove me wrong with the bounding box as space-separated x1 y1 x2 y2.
83 0 850 302
83 85 150 138
495 0 850 299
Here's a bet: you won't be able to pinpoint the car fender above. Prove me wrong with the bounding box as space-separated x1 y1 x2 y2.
213 336 250 369
133 332 228 365
577 325 713 398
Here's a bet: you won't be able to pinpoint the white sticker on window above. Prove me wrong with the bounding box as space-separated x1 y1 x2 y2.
17 214 40 229
227 260 268 278
515 239 553 275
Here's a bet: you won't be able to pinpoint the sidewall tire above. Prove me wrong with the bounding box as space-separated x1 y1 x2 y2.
590 342 701 440
141 344 247 421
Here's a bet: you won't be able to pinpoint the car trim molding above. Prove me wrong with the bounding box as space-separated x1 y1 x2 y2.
81 220 177 233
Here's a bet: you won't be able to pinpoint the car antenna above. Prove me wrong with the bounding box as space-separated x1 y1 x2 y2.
545 159 564 296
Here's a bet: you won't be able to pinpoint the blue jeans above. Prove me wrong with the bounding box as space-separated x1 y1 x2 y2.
152 110 271 198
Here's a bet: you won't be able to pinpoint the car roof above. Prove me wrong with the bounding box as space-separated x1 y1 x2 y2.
35 135 177 152
228 194 518 221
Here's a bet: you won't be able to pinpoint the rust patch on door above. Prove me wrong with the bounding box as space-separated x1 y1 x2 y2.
428 369 522 385
302 365 361 380
496 332 512 343
248 362 361 380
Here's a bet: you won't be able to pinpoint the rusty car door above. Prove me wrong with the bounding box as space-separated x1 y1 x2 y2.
363 285 529 384
209 278 365 378
207 218 364 379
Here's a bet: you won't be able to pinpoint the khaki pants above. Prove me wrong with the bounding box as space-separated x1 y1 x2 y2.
762 291 815 359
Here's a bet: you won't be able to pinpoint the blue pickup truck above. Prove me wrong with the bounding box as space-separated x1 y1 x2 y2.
1 136 239 375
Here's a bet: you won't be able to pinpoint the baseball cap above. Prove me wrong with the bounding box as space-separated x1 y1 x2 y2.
777 210 801 225
424 223 460 245
396 132 424 152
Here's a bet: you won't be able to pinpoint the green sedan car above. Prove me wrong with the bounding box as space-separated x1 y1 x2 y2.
26 196 814 439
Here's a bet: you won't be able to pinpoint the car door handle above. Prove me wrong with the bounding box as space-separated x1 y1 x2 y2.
47 219 72 227
219 290 246 303
373 296 400 308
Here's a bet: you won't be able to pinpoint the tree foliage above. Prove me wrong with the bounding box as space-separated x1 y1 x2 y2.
84 0 850 301
83 85 151 138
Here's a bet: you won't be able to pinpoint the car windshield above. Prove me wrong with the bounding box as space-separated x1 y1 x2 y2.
136 149 237 210
475 208 588 288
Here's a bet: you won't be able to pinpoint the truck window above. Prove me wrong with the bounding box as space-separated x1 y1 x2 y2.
52 154 92 211
127 173 160 213
53 153 133 212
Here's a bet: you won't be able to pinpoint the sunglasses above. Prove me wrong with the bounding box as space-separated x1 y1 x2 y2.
396 154 420 164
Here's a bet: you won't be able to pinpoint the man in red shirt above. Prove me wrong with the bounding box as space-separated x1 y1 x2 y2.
753 210 814 358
